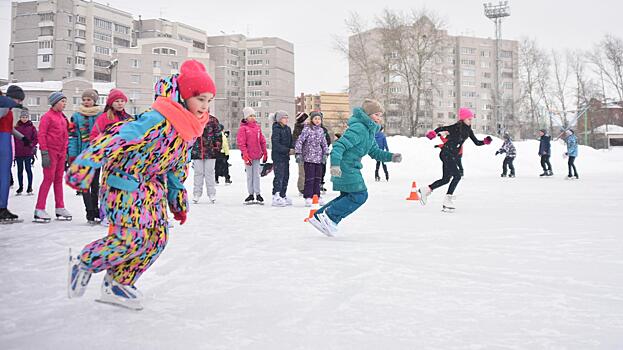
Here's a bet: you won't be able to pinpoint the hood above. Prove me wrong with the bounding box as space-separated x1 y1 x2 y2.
16 120 34 127
349 107 381 134
240 118 259 129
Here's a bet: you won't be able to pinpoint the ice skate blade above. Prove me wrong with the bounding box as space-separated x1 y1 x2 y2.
95 298 143 311
0 219 24 224
55 217 73 221
33 218 51 223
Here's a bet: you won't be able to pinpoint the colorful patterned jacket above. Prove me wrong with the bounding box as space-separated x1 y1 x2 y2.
67 106 101 158
497 138 517 158
191 115 222 160
66 97 206 229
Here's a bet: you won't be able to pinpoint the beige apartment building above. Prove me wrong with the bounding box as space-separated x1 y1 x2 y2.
296 92 350 138
207 35 295 147
349 28 519 136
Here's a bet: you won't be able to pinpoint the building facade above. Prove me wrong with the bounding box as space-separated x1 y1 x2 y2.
207 35 295 147
10 0 133 83
349 28 519 136
296 92 350 138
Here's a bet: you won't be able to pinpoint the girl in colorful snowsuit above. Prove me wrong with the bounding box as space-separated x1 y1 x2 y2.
14 109 38 195
68 89 102 223
34 92 72 222
564 129 579 179
496 132 517 177
190 114 222 203
418 107 492 211
309 99 402 236
237 107 268 204
66 60 216 310
295 112 328 206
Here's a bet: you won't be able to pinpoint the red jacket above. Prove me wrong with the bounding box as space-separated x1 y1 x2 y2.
438 135 463 156
39 108 69 154
0 110 13 133
90 110 131 140
237 119 267 160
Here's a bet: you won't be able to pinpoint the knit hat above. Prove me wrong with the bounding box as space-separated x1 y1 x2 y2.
243 106 256 119
309 111 323 120
273 110 288 123
362 99 384 116
6 85 25 101
19 108 30 118
458 107 474 121
106 88 128 107
49 91 66 107
539 128 547 134
82 88 99 103
177 60 217 100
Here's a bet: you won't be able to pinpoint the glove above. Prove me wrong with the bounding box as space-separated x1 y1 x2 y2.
330 166 342 177
21 136 31 147
425 130 437 140
41 150 51 169
495 150 501 156
242 153 252 166
322 154 327 164
483 136 493 145
262 154 268 163
391 153 402 163
172 211 187 225
295 154 302 164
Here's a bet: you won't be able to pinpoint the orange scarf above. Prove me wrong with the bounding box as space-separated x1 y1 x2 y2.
152 97 209 142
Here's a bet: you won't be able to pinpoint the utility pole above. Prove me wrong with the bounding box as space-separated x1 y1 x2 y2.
484 1 510 135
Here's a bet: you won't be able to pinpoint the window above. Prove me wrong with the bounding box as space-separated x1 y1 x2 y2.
483 72 492 79
480 61 490 69
130 59 140 68
501 50 513 59
113 37 130 47
152 47 177 56
67 43 73 51
76 29 86 38
38 41 53 49
481 82 492 89
94 17 112 31
265 91 270 97
248 70 262 76
39 13 54 22
462 91 477 98
67 29 72 37
502 72 514 79
95 46 111 55
461 47 476 55
193 41 206 50
67 57 72 65
42 54 51 62
73 96 80 105
462 80 476 87
265 70 270 75
97 96 106 105
248 90 262 97
93 58 108 67
248 80 262 87
462 69 476 77
503 82 513 89
153 60 161 68
248 59 263 66
114 24 130 35
77 16 86 24
94 32 112 42
460 59 475 65
480 50 491 57
170 61 179 70
94 72 111 82
265 59 270 65
248 100 261 107
40 27 54 36
248 48 264 55
28 97 41 106
131 75 141 84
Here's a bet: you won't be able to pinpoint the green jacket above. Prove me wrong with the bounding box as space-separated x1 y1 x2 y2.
330 107 393 193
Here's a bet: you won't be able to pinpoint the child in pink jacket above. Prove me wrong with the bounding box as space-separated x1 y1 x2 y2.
237 107 267 204
34 92 71 222
90 89 131 140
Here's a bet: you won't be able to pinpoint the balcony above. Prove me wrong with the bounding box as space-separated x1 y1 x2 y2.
76 50 87 58
74 63 86 71
38 20 54 28
37 47 53 55
75 36 86 45
75 22 86 31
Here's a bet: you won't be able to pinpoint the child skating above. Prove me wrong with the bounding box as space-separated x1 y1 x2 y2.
65 60 216 310
13 109 38 196
308 99 402 236
34 92 72 222
295 111 328 206
538 129 553 177
237 107 268 205
418 107 492 212
68 89 102 224
564 129 579 179
190 113 222 203
374 126 389 182
496 132 516 178
271 110 293 207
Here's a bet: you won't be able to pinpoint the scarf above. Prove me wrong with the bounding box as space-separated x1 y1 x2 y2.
79 105 101 117
152 97 209 142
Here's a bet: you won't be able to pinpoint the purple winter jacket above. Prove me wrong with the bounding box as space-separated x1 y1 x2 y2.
295 124 328 164
13 120 38 157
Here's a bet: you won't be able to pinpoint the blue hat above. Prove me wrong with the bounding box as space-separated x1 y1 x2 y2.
49 91 66 107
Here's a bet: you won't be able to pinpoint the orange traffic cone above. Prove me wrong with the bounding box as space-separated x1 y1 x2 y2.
304 194 320 222
406 181 420 201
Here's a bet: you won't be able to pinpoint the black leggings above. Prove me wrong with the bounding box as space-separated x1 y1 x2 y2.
540 155 552 172
502 156 515 175
375 161 388 178
82 169 100 218
430 152 461 195
568 156 578 177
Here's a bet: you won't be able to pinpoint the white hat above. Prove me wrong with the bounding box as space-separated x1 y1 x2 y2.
242 107 256 119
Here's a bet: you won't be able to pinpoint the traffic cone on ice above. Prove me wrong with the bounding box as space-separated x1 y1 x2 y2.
406 181 421 201
304 195 320 222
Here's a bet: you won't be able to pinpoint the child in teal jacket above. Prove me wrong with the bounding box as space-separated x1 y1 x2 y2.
309 99 402 236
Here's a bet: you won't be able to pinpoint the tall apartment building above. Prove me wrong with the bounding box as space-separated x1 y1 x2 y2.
349 28 519 136
296 92 350 138
10 0 133 83
207 35 295 146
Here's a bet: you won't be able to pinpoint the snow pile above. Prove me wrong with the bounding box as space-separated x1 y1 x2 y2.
1 136 622 349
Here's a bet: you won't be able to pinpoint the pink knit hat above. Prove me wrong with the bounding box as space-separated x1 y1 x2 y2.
458 107 474 121
106 88 128 107
177 60 216 100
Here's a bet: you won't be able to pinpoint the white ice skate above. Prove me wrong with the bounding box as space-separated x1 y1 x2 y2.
272 195 287 207
208 196 216 204
308 212 338 237
96 272 143 311
305 198 313 207
417 186 432 205
55 208 72 221
67 248 92 298
318 196 326 206
442 194 456 212
192 198 199 204
33 209 51 223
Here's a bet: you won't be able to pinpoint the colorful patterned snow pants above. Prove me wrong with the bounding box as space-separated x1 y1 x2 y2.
79 225 168 285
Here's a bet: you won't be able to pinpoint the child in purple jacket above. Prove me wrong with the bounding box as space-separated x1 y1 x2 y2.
13 109 38 195
295 112 328 206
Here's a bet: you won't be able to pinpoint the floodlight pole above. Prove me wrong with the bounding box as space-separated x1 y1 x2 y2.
484 1 510 135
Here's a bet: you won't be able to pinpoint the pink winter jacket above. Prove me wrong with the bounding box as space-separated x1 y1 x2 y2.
237 119 267 161
90 110 131 141
38 108 68 154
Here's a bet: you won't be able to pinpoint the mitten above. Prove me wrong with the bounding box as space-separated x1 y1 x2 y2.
172 211 187 225
483 136 493 145
426 130 437 140
21 136 31 147
330 166 342 177
262 154 268 163
391 153 402 163
41 150 51 169
295 154 303 164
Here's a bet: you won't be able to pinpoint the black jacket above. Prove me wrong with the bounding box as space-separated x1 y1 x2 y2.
191 115 222 160
292 113 309 145
538 135 551 156
271 122 293 162
434 122 484 156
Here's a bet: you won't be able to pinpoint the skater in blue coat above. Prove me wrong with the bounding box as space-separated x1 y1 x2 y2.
374 126 389 181
308 99 402 236
564 129 579 179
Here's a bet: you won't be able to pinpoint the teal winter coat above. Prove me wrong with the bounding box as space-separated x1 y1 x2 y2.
330 107 393 193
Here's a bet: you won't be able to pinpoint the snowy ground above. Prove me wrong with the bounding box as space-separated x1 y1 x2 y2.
1 136 623 349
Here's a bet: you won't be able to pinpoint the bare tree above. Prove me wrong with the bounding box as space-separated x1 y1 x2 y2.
589 34 623 101
568 49 599 108
551 50 572 128
377 9 447 136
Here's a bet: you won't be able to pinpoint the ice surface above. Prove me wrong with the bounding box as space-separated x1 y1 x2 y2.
1 136 622 349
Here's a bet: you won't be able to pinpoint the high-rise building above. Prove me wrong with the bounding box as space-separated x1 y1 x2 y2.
10 0 134 83
207 35 295 146
296 92 350 138
348 27 519 136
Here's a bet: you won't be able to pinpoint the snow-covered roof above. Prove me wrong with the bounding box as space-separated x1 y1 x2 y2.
593 124 623 133
0 81 63 92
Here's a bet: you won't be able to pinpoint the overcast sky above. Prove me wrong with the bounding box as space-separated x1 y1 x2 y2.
1 0 622 93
